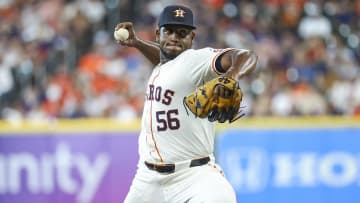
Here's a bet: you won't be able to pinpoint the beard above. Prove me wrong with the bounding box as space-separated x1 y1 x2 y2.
160 49 179 60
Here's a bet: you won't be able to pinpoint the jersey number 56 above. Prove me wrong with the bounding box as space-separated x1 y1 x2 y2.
156 109 180 131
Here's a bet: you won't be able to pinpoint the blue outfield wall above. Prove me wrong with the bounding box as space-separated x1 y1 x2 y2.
216 127 360 203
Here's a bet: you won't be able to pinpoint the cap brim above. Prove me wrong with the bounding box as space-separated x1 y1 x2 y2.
159 22 196 29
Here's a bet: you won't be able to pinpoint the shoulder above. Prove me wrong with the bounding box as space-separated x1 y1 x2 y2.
180 47 220 57
185 47 237 55
188 47 220 53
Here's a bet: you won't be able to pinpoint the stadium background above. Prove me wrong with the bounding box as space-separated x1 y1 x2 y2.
1 0 360 203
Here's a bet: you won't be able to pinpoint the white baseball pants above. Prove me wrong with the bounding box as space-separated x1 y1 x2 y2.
124 162 236 203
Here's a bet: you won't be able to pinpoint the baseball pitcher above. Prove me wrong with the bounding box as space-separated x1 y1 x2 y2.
115 4 258 203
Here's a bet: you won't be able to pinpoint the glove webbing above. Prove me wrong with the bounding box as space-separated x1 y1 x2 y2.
183 88 245 123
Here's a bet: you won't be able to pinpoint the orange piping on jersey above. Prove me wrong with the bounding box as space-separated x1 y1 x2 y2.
211 48 236 75
149 70 164 162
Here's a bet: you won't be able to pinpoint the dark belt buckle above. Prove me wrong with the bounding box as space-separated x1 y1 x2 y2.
158 163 175 173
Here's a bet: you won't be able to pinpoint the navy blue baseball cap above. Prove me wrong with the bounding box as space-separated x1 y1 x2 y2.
158 5 196 29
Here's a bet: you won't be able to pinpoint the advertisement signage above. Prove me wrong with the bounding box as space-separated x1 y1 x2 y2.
0 132 139 203
217 128 360 203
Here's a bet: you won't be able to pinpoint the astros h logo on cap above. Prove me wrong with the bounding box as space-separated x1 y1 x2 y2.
174 8 186 18
158 5 196 29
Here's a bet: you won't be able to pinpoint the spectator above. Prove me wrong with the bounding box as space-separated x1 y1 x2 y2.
0 0 359 120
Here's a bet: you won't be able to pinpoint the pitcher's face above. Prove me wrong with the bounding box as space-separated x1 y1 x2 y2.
156 25 195 60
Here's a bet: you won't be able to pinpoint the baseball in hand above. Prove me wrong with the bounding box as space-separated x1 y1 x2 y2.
114 28 129 41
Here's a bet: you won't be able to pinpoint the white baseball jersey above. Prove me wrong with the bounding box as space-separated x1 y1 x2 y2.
138 47 234 163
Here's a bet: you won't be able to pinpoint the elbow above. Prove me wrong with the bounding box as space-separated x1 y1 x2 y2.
233 49 258 63
234 49 258 78
225 49 258 78
248 51 258 71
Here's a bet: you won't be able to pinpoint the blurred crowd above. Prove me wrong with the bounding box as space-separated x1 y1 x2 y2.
0 0 359 121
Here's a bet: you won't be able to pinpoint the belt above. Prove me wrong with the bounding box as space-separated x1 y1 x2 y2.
145 156 210 174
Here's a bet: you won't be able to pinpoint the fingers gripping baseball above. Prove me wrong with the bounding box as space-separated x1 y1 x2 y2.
114 28 129 41
114 22 137 46
183 76 244 123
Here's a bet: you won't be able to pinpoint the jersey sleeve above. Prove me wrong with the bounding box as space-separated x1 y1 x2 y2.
182 47 235 87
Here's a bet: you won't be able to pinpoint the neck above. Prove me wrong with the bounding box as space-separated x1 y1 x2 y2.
159 55 171 64
160 49 179 64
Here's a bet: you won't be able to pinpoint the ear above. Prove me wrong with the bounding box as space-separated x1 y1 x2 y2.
191 31 195 40
156 28 160 43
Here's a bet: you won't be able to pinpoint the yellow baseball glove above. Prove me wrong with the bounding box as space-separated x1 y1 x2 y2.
183 76 244 123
